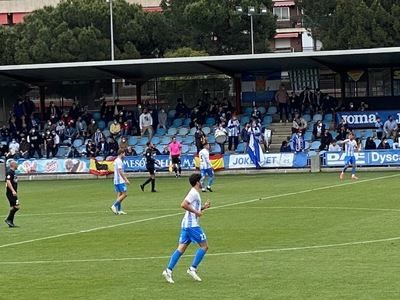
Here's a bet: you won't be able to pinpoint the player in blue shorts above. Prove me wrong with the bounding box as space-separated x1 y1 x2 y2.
162 173 211 284
339 133 359 180
111 149 130 215
199 143 214 192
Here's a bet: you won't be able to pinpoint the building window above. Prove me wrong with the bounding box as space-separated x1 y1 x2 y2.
393 69 400 96
368 68 391 96
345 71 367 98
273 7 290 21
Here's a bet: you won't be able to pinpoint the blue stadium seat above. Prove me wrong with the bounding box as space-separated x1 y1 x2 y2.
128 136 138 146
205 117 216 126
313 114 323 122
202 127 211 135
310 141 321 150
374 139 380 148
156 145 165 154
72 138 83 148
97 120 106 130
258 107 266 114
135 145 144 154
152 136 160 145
181 144 189 154
56 146 70 158
262 115 272 125
387 138 394 147
354 130 362 139
207 135 216 144
188 127 197 136
363 129 373 138
178 128 189 136
303 114 311 122
189 144 197 154
183 136 194 144
172 118 183 128
244 107 253 114
168 110 176 118
236 143 246 153
155 128 166 136
212 143 222 153
183 118 191 127
240 116 250 125
138 138 149 146
303 131 313 141
167 128 178 136
160 136 170 145
267 106 277 114
323 114 333 122
102 129 110 138
92 112 101 121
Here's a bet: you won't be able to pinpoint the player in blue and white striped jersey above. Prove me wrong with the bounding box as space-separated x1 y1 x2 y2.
199 143 214 192
110 149 130 215
339 133 359 180
162 173 211 284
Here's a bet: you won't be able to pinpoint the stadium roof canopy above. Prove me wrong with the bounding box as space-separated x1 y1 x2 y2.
1 47 400 85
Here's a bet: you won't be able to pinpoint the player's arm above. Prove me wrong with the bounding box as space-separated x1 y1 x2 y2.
118 168 130 185
6 179 17 196
181 199 202 217
337 139 350 145
201 200 211 211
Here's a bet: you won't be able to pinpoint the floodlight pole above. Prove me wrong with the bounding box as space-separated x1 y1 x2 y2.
108 0 116 100
250 14 254 55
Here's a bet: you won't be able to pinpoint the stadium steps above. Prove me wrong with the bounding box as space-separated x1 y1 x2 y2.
268 122 293 152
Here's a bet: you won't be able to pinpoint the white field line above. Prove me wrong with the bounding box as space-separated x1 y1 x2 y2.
1 235 400 265
218 206 400 213
0 173 399 250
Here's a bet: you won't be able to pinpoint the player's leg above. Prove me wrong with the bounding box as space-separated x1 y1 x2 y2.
200 169 206 192
351 157 358 179
141 169 152 191
206 169 214 192
340 157 350 179
163 229 190 284
5 196 19 227
187 227 208 281
150 172 156 192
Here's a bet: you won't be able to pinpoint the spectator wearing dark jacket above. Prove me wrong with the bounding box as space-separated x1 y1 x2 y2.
364 137 376 150
312 120 326 141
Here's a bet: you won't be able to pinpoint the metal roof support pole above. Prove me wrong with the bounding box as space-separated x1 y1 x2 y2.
136 81 142 105
39 86 46 121
340 72 346 106
234 75 242 114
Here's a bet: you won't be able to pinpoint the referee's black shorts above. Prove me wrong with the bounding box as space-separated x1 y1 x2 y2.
171 155 181 165
146 166 155 175
6 193 19 207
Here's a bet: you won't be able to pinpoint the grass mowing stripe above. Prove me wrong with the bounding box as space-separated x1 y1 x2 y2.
0 173 398 249
1 235 400 265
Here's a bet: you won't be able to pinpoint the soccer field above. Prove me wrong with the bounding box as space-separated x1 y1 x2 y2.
1 172 400 299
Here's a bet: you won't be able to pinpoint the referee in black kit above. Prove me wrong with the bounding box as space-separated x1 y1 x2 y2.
5 160 20 228
140 141 160 192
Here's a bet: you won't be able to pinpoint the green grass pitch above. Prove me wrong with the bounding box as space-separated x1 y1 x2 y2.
1 172 400 299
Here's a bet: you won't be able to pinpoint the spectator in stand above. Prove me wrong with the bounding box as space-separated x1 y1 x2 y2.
87 119 98 137
336 126 347 141
280 140 292 152
26 115 38 131
190 106 202 128
9 117 18 138
139 108 153 141
292 112 308 134
214 122 227 154
47 101 61 120
61 112 73 125
312 120 326 141
7 138 19 159
313 88 324 113
96 137 109 156
375 116 384 140
289 92 300 114
275 84 289 123
44 130 54 159
161 145 170 155
208 99 219 118
86 140 96 157
347 102 357 111
158 108 167 130
240 123 251 153
69 102 81 121
55 120 66 141
53 131 60 157
19 136 30 159
194 124 206 154
125 146 137 157
93 128 104 146
44 119 54 133
383 115 398 139
110 119 121 138
319 130 333 151
291 131 305 153
111 99 123 118
28 127 42 158
81 106 93 124
23 96 35 118
251 106 262 123
65 121 77 141
197 100 208 122
76 117 87 137
299 87 313 114
100 99 108 120
358 101 368 111
227 115 240 152
119 136 129 153
175 98 189 118
216 106 227 124
13 99 25 129
0 125 10 143
108 137 119 157
322 95 338 114
378 138 391 150
328 139 342 152
365 137 376 150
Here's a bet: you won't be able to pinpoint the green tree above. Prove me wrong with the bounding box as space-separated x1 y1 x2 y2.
162 0 276 55
164 47 208 58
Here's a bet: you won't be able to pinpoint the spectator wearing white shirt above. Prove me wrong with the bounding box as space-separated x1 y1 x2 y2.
139 108 153 141
227 115 240 152
328 140 342 152
383 116 398 139
7 138 20 159
158 108 167 130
